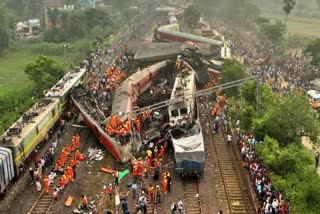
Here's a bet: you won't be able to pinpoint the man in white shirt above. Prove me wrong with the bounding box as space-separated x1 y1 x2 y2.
227 134 232 146
177 198 183 214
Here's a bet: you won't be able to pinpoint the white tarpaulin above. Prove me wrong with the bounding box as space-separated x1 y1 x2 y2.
171 123 205 164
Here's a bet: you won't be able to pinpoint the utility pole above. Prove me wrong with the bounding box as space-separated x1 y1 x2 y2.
63 43 68 74
256 80 262 117
101 19 105 35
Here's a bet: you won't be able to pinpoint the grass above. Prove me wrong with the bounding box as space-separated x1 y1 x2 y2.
263 14 320 38
0 42 64 91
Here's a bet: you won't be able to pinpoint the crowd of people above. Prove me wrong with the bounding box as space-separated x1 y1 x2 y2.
210 18 316 214
28 129 84 201
212 19 317 95
236 131 290 214
96 140 185 214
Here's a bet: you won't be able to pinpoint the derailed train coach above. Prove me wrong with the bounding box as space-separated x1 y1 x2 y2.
0 147 15 194
169 122 205 177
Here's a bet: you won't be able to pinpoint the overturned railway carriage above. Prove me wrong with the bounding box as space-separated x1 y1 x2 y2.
169 70 196 125
0 98 61 176
154 17 223 47
71 60 171 162
0 147 14 194
111 60 170 122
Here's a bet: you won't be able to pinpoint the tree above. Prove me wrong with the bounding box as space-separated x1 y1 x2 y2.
0 27 9 54
241 81 257 107
220 59 247 96
260 22 284 43
263 92 320 147
184 4 200 28
48 8 60 27
24 56 64 91
239 106 255 131
283 0 296 27
0 4 16 54
304 38 320 66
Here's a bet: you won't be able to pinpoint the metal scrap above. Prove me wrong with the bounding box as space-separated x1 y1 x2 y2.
87 147 105 161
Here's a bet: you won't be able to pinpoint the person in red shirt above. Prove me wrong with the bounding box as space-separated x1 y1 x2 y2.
106 183 113 200
82 195 88 212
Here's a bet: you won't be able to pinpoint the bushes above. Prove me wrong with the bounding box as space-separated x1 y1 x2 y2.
236 82 320 213
0 85 37 133
31 42 64 56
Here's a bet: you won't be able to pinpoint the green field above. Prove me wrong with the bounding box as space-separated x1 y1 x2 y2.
0 42 64 91
264 14 320 38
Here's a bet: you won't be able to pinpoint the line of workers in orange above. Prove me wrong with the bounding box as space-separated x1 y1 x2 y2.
130 143 171 195
90 65 126 95
43 134 84 199
105 111 151 137
210 93 227 117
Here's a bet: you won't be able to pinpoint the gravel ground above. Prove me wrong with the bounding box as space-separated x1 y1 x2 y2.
1 121 226 214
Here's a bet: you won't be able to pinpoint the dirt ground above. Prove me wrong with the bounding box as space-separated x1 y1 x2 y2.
0 122 116 214
0 115 228 214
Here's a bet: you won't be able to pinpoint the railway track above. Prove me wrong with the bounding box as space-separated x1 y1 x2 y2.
28 128 91 214
200 101 256 214
184 177 202 214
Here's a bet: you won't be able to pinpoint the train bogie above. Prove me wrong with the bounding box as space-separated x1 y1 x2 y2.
0 147 15 194
175 160 204 177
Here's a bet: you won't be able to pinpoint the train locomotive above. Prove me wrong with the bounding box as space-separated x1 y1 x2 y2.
0 66 88 194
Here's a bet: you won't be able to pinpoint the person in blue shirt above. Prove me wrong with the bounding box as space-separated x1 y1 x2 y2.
131 182 137 199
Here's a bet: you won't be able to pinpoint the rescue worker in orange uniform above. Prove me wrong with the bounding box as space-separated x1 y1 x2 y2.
160 146 165 160
123 120 130 133
153 147 158 159
66 166 74 182
65 145 71 156
70 156 79 168
135 118 141 133
154 158 161 169
106 125 115 136
162 176 168 194
106 183 113 200
75 150 82 160
71 136 76 151
110 115 119 129
146 156 152 174
136 158 144 179
132 165 138 183
211 105 218 117
149 184 155 203
55 160 62 171
75 133 80 149
43 176 49 194
59 175 66 190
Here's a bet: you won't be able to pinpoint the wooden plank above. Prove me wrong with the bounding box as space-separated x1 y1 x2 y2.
100 167 114 174
64 195 74 207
